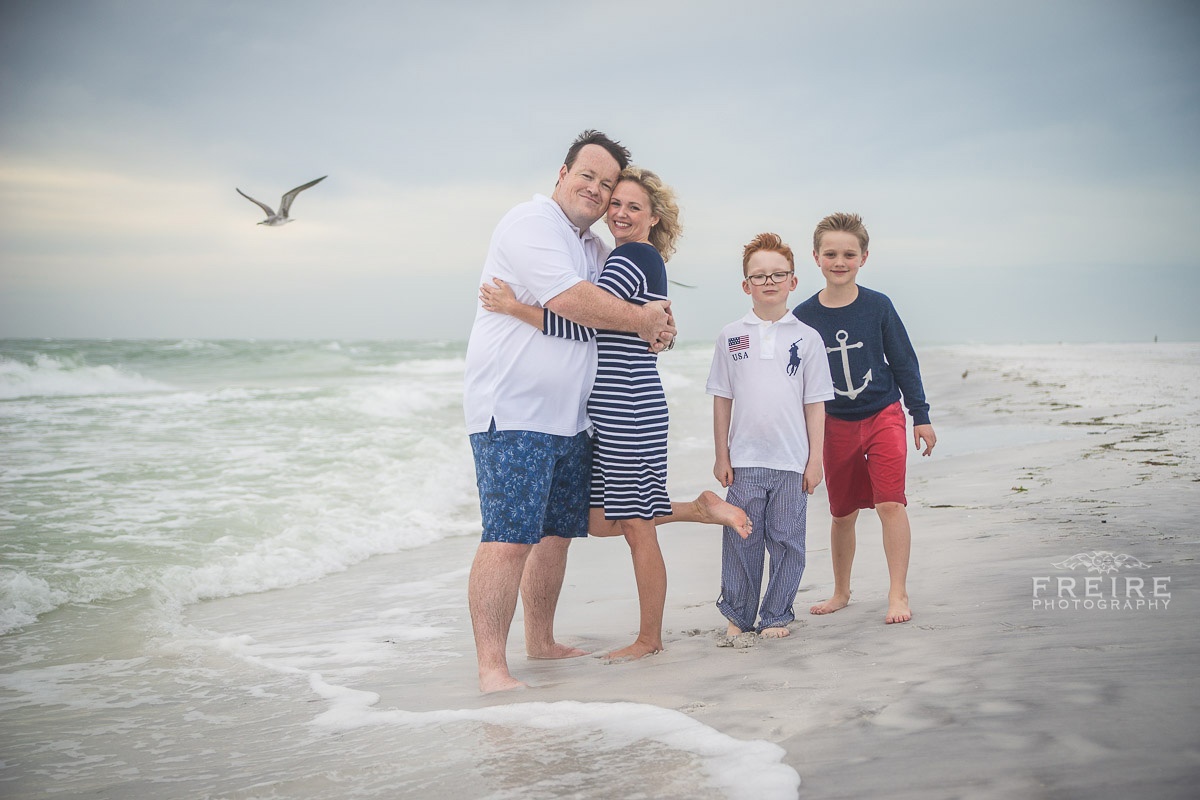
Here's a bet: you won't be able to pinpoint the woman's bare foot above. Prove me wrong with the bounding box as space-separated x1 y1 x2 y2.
726 621 743 637
759 626 790 638
810 592 850 615
885 593 912 624
694 490 752 539
603 640 662 661
526 642 590 659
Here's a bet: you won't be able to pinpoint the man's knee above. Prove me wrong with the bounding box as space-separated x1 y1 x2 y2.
476 540 534 568
876 501 907 518
534 534 572 553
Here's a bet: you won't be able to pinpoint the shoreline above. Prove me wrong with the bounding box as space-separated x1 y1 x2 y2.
4 343 1198 798
377 347 1200 797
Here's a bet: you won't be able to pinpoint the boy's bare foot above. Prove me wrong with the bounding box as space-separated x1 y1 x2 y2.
885 593 912 624
716 622 744 647
759 626 790 638
479 670 528 693
603 641 662 661
810 593 850 615
526 642 590 659
695 490 752 539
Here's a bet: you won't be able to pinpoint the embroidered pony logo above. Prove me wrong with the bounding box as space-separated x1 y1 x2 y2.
787 340 803 376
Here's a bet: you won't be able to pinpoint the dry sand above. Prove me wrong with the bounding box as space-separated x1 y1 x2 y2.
375 348 1199 799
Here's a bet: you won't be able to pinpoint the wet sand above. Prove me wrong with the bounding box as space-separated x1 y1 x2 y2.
375 345 1200 798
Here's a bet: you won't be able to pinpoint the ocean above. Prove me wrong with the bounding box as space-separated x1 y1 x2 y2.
2 338 1197 799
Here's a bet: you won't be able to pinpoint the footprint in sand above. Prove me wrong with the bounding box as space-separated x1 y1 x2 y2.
716 632 759 649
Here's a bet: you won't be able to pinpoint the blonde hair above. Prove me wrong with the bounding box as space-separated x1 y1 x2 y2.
616 167 682 262
813 212 869 252
741 232 794 275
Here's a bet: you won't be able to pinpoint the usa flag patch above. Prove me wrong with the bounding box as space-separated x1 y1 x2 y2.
728 335 750 352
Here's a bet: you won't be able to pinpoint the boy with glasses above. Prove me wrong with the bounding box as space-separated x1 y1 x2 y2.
706 233 834 639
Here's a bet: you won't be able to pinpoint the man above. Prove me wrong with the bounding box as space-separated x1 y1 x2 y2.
463 130 674 692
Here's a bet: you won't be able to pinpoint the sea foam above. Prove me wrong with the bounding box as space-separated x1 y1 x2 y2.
0 570 68 634
310 699 800 800
1 342 482 635
0 354 170 399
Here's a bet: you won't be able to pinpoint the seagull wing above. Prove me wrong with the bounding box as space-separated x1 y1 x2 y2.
278 175 327 218
236 188 276 217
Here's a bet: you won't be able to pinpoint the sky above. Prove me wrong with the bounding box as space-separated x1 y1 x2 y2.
1 0 1198 344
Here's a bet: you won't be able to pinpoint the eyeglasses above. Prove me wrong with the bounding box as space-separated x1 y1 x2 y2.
745 271 794 286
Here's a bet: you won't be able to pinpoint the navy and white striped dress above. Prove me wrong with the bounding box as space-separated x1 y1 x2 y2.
543 242 671 520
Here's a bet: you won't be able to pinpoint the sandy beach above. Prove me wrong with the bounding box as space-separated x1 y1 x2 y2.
4 4 1198 797
3 342 1198 799
357 344 1200 798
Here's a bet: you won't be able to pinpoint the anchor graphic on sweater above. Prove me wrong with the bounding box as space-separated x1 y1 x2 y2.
827 330 872 399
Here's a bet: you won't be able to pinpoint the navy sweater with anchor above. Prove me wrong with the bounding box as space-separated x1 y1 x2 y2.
793 286 931 426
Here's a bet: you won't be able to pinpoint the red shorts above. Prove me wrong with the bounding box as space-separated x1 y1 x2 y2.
823 401 908 518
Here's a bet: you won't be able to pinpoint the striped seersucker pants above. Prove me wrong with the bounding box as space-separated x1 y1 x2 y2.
716 467 808 632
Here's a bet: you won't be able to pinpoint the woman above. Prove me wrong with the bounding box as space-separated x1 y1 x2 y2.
479 167 750 661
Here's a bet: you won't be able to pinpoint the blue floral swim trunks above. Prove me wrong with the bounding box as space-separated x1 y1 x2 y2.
469 424 592 544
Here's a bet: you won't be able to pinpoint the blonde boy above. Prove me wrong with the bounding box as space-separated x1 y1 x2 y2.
706 233 834 638
793 213 937 624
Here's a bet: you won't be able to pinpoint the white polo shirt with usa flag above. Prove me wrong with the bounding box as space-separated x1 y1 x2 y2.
706 310 835 473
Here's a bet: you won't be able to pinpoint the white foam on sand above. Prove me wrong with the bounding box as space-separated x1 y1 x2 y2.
193 565 800 800
309 692 800 800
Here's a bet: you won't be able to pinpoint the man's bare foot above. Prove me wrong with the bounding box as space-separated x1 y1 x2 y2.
603 640 661 661
759 626 790 638
726 621 743 637
479 670 528 693
526 642 590 659
695 490 752 539
885 593 912 624
810 593 850 615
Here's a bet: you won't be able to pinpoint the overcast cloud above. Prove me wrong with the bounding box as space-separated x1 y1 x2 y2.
1 0 1197 343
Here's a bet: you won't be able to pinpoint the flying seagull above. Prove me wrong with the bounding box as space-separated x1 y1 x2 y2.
236 176 327 226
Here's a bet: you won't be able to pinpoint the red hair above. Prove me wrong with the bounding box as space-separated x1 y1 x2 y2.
741 232 794 275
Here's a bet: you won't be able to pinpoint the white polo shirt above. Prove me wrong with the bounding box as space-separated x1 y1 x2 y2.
706 310 835 473
464 194 610 436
